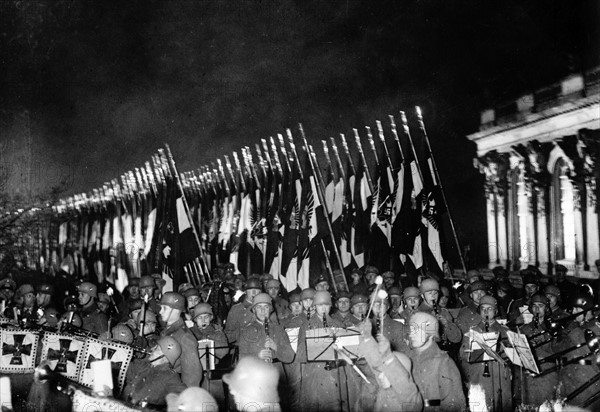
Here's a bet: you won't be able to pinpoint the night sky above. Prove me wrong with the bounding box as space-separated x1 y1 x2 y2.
1 0 598 267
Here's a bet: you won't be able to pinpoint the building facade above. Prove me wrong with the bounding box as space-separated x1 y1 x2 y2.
467 68 600 278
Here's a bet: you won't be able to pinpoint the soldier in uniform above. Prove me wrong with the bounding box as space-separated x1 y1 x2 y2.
455 280 488 334
397 287 421 323
225 277 263 344
266 279 290 321
314 274 330 292
458 296 512 411
77 282 109 335
299 288 316 322
36 283 55 310
159 292 203 387
370 291 409 352
123 336 186 408
296 291 358 412
281 293 305 329
140 275 161 314
388 286 403 319
118 277 140 317
508 271 539 324
331 291 357 327
190 302 229 367
349 293 369 323
15 284 38 326
407 311 466 411
544 285 569 320
418 278 462 345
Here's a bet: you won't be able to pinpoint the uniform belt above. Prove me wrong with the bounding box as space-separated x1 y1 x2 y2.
424 399 441 407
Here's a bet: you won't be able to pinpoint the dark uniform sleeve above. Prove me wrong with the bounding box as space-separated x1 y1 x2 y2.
225 305 241 343
273 324 295 364
439 354 466 411
178 330 203 387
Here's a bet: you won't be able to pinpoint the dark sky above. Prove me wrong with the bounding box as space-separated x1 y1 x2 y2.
1 0 598 267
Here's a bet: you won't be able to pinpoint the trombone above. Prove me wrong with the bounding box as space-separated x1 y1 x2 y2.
534 329 600 378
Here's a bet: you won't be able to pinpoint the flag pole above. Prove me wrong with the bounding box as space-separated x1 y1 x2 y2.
352 129 374 193
415 107 467 276
299 125 349 292
164 144 210 284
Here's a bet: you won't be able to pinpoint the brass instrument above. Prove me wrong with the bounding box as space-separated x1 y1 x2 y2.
535 329 600 378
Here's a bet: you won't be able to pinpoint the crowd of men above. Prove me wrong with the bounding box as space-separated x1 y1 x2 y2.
0 262 599 411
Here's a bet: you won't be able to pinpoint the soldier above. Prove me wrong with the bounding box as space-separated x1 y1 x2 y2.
15 284 38 325
266 279 290 321
508 271 539 324
237 293 294 363
38 307 60 328
299 288 316 321
356 320 423 412
281 293 305 329
349 293 369 323
159 292 203 387
381 271 396 290
364 266 380 294
139 275 161 314
224 356 282 412
370 291 409 352
296 291 357 412
183 288 201 322
397 287 421 324
36 283 55 310
457 269 482 306
133 309 160 351
331 291 356 327
118 277 140 317
151 273 167 300
260 273 274 291
418 278 462 345
388 286 403 319
190 302 229 367
314 274 330 292
458 296 512 411
407 311 466 411
544 285 569 320
455 280 488 334
349 268 369 296
123 336 186 408
225 277 263 344
0 278 16 303
77 282 109 335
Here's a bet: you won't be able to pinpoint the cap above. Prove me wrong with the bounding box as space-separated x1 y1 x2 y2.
16 284 35 296
183 288 200 299
157 336 182 366
77 282 97 298
419 278 439 294
288 293 301 304
139 275 155 289
479 295 497 308
300 288 316 300
314 274 329 286
350 268 364 278
37 283 54 295
350 294 368 306
160 292 186 312
466 270 481 282
111 324 134 344
312 291 332 306
336 291 351 300
497 280 512 293
251 293 273 309
555 264 568 274
223 356 280 403
364 265 379 275
492 266 509 279
0 278 16 291
177 283 194 294
191 303 213 319
128 278 140 287
544 285 561 298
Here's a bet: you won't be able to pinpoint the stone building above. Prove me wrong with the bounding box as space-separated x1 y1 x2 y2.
467 67 600 278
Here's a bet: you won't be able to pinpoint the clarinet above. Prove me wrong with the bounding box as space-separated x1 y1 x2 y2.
483 320 491 377
322 314 329 328
264 319 272 363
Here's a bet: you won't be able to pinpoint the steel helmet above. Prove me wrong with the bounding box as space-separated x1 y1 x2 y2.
251 293 273 309
419 278 439 294
266 279 280 289
128 277 140 287
388 286 402 297
288 293 301 304
364 265 379 276
17 284 35 296
160 292 186 312
97 293 110 304
191 303 213 319
183 288 200 298
77 282 98 298
139 275 156 289
37 283 54 295
177 282 194 294
312 291 332 306
479 295 497 308
403 286 421 299
409 311 439 339
469 280 488 294
571 292 594 311
129 298 144 313
42 307 60 327
157 336 182 366
300 288 316 300
544 285 561 298
223 356 280 403
111 324 134 344
166 387 218 412
529 293 549 312
336 290 351 300
245 277 262 291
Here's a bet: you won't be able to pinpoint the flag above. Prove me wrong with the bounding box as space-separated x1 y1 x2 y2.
369 147 394 271
351 156 372 268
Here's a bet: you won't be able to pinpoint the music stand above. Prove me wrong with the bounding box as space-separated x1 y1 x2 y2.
305 327 361 362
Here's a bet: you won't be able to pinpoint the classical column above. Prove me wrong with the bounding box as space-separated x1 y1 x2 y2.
535 188 549 274
496 193 508 268
486 191 498 268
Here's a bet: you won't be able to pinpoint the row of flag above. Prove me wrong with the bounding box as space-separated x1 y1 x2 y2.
13 108 458 293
